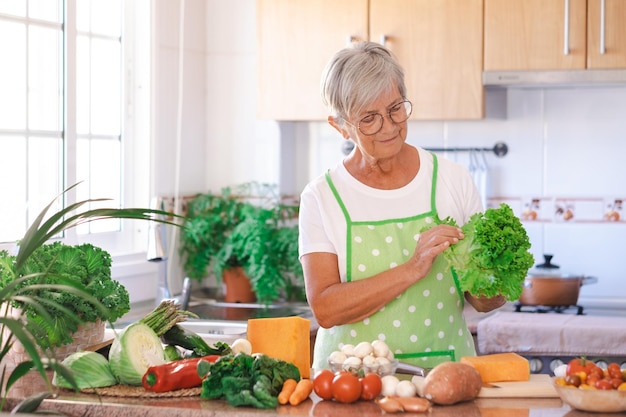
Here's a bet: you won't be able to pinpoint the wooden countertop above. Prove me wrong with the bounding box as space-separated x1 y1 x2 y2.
3 372 590 417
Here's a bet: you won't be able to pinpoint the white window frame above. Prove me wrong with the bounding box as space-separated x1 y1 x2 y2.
0 0 152 259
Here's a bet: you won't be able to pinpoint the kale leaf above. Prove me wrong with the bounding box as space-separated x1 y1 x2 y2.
200 353 300 408
0 241 130 349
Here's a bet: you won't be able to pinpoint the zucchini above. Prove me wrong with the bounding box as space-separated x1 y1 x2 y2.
161 324 231 357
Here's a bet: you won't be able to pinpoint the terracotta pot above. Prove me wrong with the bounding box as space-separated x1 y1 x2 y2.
222 267 256 303
519 254 597 306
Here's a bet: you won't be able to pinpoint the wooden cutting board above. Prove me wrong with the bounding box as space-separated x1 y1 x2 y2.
478 374 558 398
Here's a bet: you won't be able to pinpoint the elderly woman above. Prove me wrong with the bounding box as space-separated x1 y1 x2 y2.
298 41 505 371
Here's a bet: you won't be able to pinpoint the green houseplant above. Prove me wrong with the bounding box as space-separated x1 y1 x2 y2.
179 182 303 305
0 183 180 411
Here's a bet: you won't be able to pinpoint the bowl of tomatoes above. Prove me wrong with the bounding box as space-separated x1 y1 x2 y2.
554 358 626 413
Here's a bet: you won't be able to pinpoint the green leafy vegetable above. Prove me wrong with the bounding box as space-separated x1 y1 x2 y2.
433 203 534 301
0 241 130 349
52 351 117 389
200 353 300 408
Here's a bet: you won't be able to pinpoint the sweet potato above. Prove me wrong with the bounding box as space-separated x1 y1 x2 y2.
422 361 482 405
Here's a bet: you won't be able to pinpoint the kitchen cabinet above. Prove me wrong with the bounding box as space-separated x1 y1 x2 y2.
370 0 484 120
484 0 626 71
587 0 626 68
256 0 368 121
257 0 484 121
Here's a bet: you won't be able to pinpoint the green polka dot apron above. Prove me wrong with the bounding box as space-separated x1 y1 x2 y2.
312 154 476 370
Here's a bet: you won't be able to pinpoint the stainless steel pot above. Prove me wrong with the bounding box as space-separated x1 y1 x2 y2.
518 254 598 306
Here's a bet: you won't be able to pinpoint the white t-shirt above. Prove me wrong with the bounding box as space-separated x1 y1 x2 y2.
298 146 482 282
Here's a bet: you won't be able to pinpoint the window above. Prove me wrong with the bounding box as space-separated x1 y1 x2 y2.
0 0 150 255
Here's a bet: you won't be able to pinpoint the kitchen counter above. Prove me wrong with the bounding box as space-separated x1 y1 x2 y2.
2 372 607 417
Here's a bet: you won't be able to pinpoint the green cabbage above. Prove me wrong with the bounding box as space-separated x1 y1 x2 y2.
52 351 117 389
108 322 166 385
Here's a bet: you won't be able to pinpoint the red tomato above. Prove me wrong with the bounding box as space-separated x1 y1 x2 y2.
595 379 614 390
586 374 601 387
588 365 605 380
331 371 362 403
567 358 598 377
313 369 335 401
608 363 623 380
610 377 624 389
359 373 382 401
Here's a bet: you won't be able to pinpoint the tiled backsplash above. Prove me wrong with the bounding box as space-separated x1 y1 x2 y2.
488 196 625 224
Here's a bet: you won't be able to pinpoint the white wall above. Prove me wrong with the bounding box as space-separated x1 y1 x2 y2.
147 1 626 309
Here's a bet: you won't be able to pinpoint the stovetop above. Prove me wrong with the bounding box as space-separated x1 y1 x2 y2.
513 303 586 315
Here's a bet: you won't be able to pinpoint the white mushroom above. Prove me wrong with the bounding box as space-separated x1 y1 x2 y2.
328 350 347 365
353 341 374 358
395 380 418 398
375 356 394 375
362 354 376 366
342 355 362 372
381 375 400 397
230 338 252 355
340 343 355 357
371 339 390 358
411 375 426 397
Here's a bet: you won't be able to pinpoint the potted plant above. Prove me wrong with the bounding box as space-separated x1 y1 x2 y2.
179 182 303 306
0 183 180 411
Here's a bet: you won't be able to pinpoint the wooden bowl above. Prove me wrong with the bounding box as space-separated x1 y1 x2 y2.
554 384 626 413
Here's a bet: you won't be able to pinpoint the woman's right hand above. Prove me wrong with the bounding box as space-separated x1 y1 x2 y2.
409 224 463 282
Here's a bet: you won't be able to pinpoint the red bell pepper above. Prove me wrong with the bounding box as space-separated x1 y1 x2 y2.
142 355 220 392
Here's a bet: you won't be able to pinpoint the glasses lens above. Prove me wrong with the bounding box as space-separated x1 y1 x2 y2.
356 101 412 135
358 114 384 135
389 101 412 124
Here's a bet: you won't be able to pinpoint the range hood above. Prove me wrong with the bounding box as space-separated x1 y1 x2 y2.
483 69 626 88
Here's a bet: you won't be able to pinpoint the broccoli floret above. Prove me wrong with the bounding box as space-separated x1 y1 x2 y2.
434 203 534 301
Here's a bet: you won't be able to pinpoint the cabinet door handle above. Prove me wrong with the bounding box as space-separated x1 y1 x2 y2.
563 0 570 55
346 36 357 46
600 0 606 54
379 34 387 45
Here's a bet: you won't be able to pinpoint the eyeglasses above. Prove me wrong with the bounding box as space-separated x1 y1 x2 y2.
347 100 413 136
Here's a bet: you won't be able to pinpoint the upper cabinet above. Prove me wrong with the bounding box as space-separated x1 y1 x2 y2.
485 0 626 71
257 0 484 121
370 0 484 120
256 0 368 121
587 0 626 68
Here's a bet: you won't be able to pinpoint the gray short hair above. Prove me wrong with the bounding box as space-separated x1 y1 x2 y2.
320 41 407 121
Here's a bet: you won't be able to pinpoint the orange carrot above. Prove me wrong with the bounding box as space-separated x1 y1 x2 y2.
278 378 298 405
288 378 313 406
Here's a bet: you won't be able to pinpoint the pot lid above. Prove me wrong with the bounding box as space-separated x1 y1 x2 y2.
527 254 581 278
